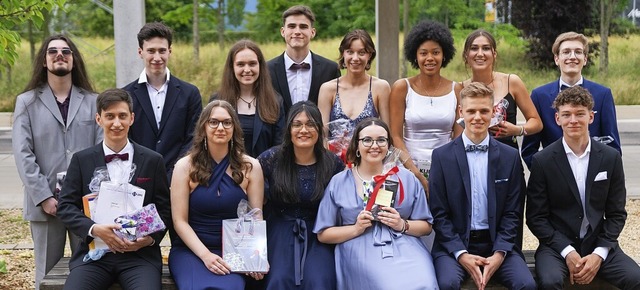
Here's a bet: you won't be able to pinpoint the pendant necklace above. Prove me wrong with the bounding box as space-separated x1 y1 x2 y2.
419 76 442 106
238 96 256 109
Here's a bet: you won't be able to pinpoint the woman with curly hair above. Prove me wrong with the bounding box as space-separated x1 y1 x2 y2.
211 39 285 158
461 29 542 148
169 100 265 289
389 20 462 197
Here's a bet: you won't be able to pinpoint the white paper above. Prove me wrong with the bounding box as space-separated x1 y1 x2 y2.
222 219 269 273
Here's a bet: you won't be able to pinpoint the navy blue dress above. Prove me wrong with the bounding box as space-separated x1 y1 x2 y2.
257 147 345 289
169 156 247 290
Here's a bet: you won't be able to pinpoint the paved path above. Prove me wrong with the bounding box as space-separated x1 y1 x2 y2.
1 106 639 209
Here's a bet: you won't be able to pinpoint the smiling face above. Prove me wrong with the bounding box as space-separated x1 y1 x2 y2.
138 37 171 78
416 40 443 76
555 103 594 141
555 40 587 78
207 107 234 145
290 111 319 150
464 35 496 71
281 14 316 51
233 48 260 89
45 39 73 77
357 125 389 165
459 95 494 140
343 39 371 73
96 101 134 149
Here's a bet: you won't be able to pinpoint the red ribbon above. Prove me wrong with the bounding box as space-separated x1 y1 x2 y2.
365 166 405 211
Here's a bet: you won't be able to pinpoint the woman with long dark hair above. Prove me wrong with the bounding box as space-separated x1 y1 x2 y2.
212 39 285 157
257 101 345 289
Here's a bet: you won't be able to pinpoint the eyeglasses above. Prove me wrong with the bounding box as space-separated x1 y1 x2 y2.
559 49 584 58
207 119 233 129
358 137 388 147
47 48 73 57
291 121 317 131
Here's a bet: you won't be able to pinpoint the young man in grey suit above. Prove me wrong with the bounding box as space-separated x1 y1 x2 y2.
267 5 341 116
57 88 170 289
527 86 640 289
124 22 202 182
12 35 103 289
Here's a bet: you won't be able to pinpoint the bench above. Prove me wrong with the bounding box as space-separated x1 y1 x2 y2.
41 251 618 289
40 257 176 290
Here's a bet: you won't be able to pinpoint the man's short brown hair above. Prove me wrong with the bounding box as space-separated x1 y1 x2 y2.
552 32 589 56
553 86 594 111
460 82 494 104
282 5 315 26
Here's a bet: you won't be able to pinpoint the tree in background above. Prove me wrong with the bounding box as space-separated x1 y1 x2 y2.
0 0 65 66
512 0 595 69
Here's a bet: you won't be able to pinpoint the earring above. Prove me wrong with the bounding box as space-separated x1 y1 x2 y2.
356 150 361 158
386 150 391 157
365 63 371 70
230 139 234 150
342 63 347 69
204 137 208 151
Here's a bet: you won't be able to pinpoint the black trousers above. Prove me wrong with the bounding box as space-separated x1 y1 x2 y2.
63 252 161 290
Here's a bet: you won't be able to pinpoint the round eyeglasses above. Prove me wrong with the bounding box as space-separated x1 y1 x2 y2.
358 137 388 147
207 119 233 129
291 121 317 132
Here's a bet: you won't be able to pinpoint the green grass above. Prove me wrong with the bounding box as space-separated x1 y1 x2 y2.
1 33 639 112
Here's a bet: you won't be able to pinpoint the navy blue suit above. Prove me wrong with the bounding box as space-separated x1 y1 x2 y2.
124 75 202 181
267 52 340 116
429 136 534 290
521 79 621 168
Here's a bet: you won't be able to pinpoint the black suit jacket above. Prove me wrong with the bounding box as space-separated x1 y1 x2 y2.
429 136 525 259
123 75 202 179
57 142 171 270
267 51 340 115
526 139 626 255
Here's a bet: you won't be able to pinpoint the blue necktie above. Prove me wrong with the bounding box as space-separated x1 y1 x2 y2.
465 144 488 152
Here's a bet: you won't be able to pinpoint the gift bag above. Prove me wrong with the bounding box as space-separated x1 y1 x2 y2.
222 200 269 273
114 203 166 241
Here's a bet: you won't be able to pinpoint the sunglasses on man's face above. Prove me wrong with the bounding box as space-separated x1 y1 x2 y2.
47 48 73 57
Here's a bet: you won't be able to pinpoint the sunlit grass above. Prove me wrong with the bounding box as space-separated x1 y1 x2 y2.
1 33 638 112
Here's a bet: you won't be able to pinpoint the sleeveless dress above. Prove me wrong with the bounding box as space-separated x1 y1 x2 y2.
403 79 457 170
314 168 438 290
494 74 518 149
169 156 247 290
328 76 379 138
258 147 345 289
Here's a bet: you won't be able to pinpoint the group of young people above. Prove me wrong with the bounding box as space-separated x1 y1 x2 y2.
13 3 638 290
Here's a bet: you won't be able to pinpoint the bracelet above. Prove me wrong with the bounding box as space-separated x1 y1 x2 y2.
519 126 526 136
401 219 410 234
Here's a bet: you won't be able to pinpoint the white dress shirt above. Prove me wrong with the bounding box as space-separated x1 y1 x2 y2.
138 68 170 128
284 52 312 104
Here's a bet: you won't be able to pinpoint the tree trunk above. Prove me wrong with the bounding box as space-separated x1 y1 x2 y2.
217 0 225 51
401 0 409 78
28 21 36 63
599 0 618 73
193 0 200 62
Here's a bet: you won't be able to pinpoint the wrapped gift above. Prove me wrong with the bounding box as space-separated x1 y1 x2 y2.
114 203 166 241
222 200 269 273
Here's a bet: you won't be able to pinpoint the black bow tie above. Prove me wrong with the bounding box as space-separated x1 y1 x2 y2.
290 62 310 71
465 144 488 152
105 153 129 163
560 84 583 91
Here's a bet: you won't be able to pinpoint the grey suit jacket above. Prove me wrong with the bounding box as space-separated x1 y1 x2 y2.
13 85 103 221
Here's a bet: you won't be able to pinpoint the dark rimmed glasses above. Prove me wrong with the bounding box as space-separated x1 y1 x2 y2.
207 118 233 129
358 137 388 147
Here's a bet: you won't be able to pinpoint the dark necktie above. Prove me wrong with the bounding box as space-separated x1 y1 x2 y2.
560 84 583 91
105 153 129 163
290 62 310 71
465 144 488 152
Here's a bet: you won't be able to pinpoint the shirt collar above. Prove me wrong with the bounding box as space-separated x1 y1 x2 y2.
284 51 312 70
138 67 171 84
103 139 133 156
562 137 591 159
559 76 583 89
461 133 490 148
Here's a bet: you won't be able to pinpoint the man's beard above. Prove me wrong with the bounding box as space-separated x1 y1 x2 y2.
48 66 71 77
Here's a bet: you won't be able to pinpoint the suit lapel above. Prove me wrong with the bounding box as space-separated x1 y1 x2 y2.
585 142 603 225
275 54 293 110
92 143 107 172
66 86 85 129
133 82 159 135
130 143 145 186
159 77 178 134
39 86 66 126
453 138 472 204
551 142 583 208
251 109 263 152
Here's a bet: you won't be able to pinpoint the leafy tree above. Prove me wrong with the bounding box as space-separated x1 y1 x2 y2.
512 0 596 69
0 0 66 65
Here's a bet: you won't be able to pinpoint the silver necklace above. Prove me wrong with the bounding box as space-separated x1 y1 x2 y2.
418 76 442 106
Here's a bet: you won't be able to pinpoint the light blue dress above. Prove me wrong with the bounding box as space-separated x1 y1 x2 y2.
314 167 439 290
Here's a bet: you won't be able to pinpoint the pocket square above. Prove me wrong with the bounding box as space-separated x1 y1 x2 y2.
594 171 608 182
136 177 152 184
495 178 509 183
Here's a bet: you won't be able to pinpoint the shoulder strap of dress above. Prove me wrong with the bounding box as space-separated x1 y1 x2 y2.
507 74 511 91
369 75 372 91
336 77 340 91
